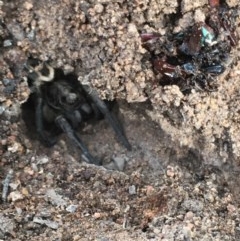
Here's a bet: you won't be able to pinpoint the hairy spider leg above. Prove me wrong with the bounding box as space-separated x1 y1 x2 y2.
83 86 132 151
55 115 100 165
35 94 58 147
25 62 58 146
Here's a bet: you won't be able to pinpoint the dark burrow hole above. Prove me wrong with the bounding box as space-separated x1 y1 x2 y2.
21 85 121 143
21 66 131 159
21 96 128 150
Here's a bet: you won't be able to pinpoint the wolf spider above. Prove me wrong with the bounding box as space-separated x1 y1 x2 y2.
23 59 131 165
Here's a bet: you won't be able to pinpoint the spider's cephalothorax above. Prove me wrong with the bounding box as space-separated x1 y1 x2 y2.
24 59 131 165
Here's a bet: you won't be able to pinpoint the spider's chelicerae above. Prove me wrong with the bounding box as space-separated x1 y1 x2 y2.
24 59 131 165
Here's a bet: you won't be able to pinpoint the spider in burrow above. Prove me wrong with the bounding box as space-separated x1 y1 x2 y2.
22 59 131 165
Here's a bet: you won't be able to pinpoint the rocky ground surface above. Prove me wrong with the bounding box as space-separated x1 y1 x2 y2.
1 0 240 240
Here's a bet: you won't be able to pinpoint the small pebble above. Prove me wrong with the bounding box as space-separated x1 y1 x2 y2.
128 185 136 195
3 40 13 47
94 4 104 13
33 217 59 230
66 204 78 213
0 106 5 115
112 156 127 171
